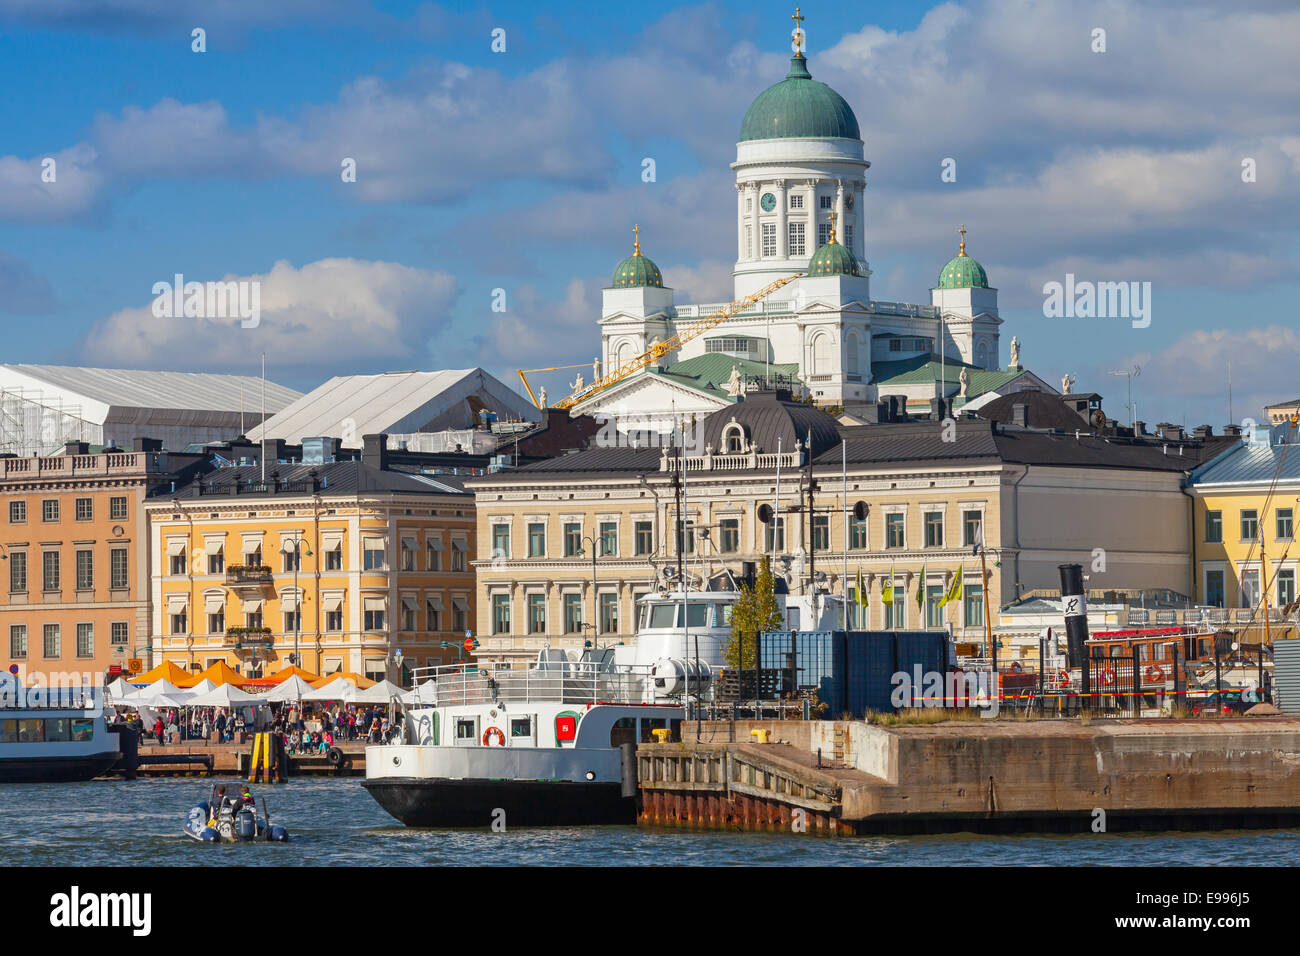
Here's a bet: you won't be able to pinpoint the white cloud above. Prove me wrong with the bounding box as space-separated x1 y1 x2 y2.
79 258 459 370
0 144 104 222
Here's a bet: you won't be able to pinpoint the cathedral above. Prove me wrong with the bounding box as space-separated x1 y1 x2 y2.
574 14 1053 430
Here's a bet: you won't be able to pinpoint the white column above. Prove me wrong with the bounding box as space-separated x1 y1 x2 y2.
749 185 760 260
774 180 787 260
835 180 845 245
736 184 746 261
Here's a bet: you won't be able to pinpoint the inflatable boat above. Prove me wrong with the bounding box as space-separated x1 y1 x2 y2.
184 785 289 843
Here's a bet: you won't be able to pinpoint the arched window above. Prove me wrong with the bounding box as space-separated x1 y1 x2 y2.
615 341 633 368
723 425 745 454
845 332 860 375
811 333 832 376
975 341 989 369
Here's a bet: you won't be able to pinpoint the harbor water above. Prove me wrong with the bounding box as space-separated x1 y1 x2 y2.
3 777 1299 866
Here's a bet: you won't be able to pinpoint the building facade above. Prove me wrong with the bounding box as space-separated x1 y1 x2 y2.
145 439 477 681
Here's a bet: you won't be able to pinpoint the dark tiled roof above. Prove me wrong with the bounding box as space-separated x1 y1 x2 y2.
702 392 841 458
159 461 471 500
992 429 1226 471
818 420 1001 467
976 390 1092 432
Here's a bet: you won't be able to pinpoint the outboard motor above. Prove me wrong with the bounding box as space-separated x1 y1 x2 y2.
235 807 258 841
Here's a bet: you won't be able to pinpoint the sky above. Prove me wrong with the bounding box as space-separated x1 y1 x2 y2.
0 0 1297 429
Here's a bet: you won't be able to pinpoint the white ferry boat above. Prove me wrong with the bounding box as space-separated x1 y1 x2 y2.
363 586 841 827
0 693 122 783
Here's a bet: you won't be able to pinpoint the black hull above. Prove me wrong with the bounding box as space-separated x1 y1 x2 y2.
363 777 634 828
0 751 122 784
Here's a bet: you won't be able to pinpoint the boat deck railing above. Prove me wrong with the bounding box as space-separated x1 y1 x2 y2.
406 662 669 707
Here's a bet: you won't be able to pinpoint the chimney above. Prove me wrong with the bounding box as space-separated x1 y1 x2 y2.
1133 420 1147 437
63 440 90 456
260 438 286 464
1011 403 1028 428
1223 424 1242 438
131 437 163 453
362 433 390 470
1192 425 1213 440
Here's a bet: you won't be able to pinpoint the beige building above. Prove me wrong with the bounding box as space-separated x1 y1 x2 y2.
469 391 1218 664
146 438 476 681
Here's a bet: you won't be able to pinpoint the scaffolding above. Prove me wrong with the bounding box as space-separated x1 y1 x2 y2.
0 386 93 457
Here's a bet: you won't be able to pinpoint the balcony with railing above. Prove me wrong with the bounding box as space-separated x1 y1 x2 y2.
224 565 273 588
224 626 273 646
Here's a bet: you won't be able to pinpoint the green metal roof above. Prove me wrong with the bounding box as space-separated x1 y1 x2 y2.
655 355 800 400
611 250 664 289
807 238 859 276
871 356 1022 404
739 55 860 142
937 251 989 289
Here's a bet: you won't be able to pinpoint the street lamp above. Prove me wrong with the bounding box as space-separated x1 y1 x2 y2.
279 539 312 671
577 533 601 653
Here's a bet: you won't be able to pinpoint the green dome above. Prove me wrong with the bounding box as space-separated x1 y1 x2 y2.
611 250 663 289
740 55 860 142
937 252 989 289
807 237 860 277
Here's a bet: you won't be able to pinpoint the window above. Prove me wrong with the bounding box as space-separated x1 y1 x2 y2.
450 540 467 572
925 584 945 627
885 513 905 549
924 511 944 548
9 500 25 523
675 518 695 554
245 608 263 629
760 221 776 258
563 593 583 634
171 608 187 634
1240 569 1260 610
363 540 386 571
364 604 385 631
1241 509 1259 542
42 551 60 591
846 224 854 251
962 511 983 548
424 540 439 571
109 496 127 520
563 523 582 557
720 518 740 553
399 541 416 571
110 549 128 589
964 584 984 628
42 499 58 522
788 221 806 257
76 623 93 658
326 609 343 632
1205 510 1222 543
847 588 865 628
817 222 831 247
169 547 186 576
812 514 830 551
283 545 303 572
849 515 867 550
401 600 418 632
75 497 92 521
635 520 653 556
819 194 832 210
599 521 617 557
425 597 441 632
706 337 756 355
208 609 225 634
528 523 546 557
510 717 532 740
43 624 60 658
527 593 546 634
75 550 93 590
452 599 468 633
744 224 752 256
789 193 804 210
811 334 831 375
746 197 752 212
885 586 905 628
207 547 224 574
492 524 510 558
489 593 509 634
599 592 618 634
456 718 477 741
284 609 302 633
9 551 26 592
764 516 785 552
1279 508 1294 541
1278 568 1297 607
326 545 343 571
9 624 26 659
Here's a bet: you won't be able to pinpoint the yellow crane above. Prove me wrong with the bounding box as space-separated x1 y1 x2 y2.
518 272 803 410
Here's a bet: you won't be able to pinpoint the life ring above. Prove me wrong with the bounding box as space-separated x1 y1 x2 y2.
1144 663 1165 683
1098 667 1116 687
482 726 506 747
1054 670 1071 685
1009 661 1023 673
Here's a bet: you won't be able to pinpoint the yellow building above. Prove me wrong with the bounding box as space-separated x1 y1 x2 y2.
1186 423 1300 637
145 438 476 680
468 391 1214 664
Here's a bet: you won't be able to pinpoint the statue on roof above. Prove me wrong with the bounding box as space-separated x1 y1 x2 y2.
1009 335 1021 368
569 371 584 393
593 357 602 382
537 385 548 408
1061 373 1075 395
726 363 744 397
959 366 971 398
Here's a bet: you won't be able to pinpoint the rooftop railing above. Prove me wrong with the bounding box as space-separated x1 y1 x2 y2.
407 661 672 707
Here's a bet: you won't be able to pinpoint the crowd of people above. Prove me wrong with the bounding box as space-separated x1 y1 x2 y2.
112 701 399 748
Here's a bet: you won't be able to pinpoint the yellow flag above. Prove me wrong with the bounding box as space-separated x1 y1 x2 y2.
855 566 867 607
881 564 894 605
939 566 963 608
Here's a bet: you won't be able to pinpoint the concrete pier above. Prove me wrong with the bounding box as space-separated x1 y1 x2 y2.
636 718 1300 834
98 740 368 778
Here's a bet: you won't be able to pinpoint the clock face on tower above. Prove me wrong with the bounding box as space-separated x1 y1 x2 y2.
760 192 776 212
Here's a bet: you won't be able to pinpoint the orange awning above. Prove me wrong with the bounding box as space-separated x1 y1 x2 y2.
310 671 376 689
135 660 199 687
191 660 248 687
244 664 322 687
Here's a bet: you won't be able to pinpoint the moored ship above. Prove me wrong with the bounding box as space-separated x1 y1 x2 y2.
0 691 122 783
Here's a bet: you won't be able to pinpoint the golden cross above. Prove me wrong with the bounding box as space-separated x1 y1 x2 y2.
959 224 967 255
633 224 641 254
828 209 837 243
791 7 805 53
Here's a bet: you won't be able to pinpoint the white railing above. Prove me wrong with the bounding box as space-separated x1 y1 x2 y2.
406 661 669 707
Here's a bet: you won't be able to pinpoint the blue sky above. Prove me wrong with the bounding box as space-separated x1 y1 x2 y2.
1 0 1298 429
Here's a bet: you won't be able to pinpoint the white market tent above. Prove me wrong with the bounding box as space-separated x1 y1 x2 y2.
353 679 403 704
123 679 190 704
186 684 260 707
302 677 360 702
399 679 438 705
188 679 218 695
105 677 138 703
264 675 316 703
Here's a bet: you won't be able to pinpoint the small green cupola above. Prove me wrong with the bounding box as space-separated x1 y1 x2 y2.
937 225 990 289
806 220 860 277
611 224 664 288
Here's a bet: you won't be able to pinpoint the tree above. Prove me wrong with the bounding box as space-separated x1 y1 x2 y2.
725 555 784 668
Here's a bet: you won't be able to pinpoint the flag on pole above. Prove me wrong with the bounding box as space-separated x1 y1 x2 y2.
939 565 964 608
855 566 868 608
915 561 927 613
881 564 894 605
971 518 985 556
